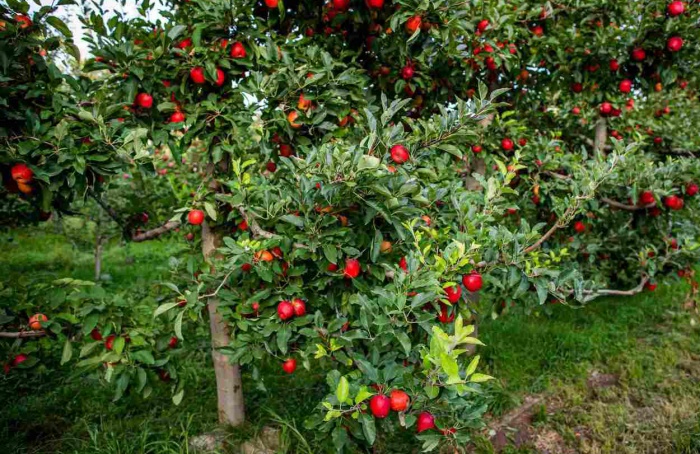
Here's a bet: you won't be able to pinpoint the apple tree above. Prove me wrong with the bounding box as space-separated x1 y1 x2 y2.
2 0 700 452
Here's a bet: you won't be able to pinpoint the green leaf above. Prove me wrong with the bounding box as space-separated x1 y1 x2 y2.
131 350 155 365
354 386 373 404
336 376 349 404
280 214 304 228
357 155 380 171
396 332 411 355
440 353 459 378
277 325 291 354
154 302 179 318
465 355 480 377
167 25 187 40
322 244 337 264
172 389 185 405
46 16 72 37
60 339 72 365
204 202 217 221
470 373 494 383
113 337 126 355
360 413 377 445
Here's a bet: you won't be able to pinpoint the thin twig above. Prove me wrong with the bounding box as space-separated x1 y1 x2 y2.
601 197 654 212
199 270 234 300
581 275 649 303
0 330 46 339
132 221 181 242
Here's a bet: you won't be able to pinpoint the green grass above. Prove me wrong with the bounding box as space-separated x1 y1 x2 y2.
2 224 700 453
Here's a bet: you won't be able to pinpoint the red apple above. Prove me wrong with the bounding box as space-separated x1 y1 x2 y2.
264 0 278 8
277 301 295 320
366 0 384 9
231 41 246 58
444 285 461 304
12 354 28 367
390 144 410 164
170 112 185 123
664 195 684 210
668 1 685 16
11 163 33 183
599 102 612 116
90 329 103 341
437 303 455 323
343 258 361 279
282 358 297 374
609 59 619 71
389 390 410 411
686 182 698 196
135 92 153 108
369 394 391 418
327 263 339 272
471 145 483 154
399 256 408 272
667 36 683 52
631 47 646 61
619 79 632 93
187 209 205 225
190 66 205 84
639 190 655 205
105 334 116 351
401 64 414 80
574 221 585 233
168 336 178 349
416 411 435 433
291 298 306 316
571 82 583 93
501 138 514 151
333 0 350 10
477 19 489 32
215 68 225 86
462 272 483 292
406 15 421 34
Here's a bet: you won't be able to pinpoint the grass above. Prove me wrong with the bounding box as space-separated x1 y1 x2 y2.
2 224 700 453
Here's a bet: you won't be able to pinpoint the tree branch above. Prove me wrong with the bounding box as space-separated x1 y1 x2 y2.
237 206 309 249
601 197 654 212
523 222 561 254
582 275 649 303
132 221 181 242
90 191 124 228
0 330 46 339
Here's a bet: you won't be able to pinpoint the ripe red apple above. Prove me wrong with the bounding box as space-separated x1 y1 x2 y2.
168 336 178 349
175 37 192 49
11 163 33 183
609 59 619 71
531 25 544 37
343 258 361 279
333 0 350 10
462 272 483 292
251 302 260 314
406 15 421 34
266 161 277 172
571 82 583 93
653 136 663 145
105 334 116 351
28 314 48 330
389 390 409 411
401 64 414 80
15 14 31 29
471 145 483 154
667 36 683 52
571 107 581 115
366 0 384 9
187 209 205 225
185 232 194 241
686 182 698 196
664 195 684 210
12 354 28 367
231 41 246 58
90 328 103 341
645 282 658 292
170 112 185 123
291 298 306 316
437 303 454 323
477 19 489 32
327 263 339 272
599 102 612 116
416 411 435 433
135 92 153 108
369 394 391 418
282 358 297 374
631 47 646 61
574 221 585 233
619 79 632 93
390 144 410 164
264 0 278 8
277 300 295 320
668 1 685 16
639 190 655 205
501 138 514 151
444 285 461 304
518 138 527 147
215 68 225 86
190 66 205 84
279 144 294 157
399 256 408 272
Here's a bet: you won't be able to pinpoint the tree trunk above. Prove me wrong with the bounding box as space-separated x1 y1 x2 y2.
202 220 245 426
94 219 103 281
594 118 607 155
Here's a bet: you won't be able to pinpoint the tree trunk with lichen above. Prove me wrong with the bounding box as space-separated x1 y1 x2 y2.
202 220 245 425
